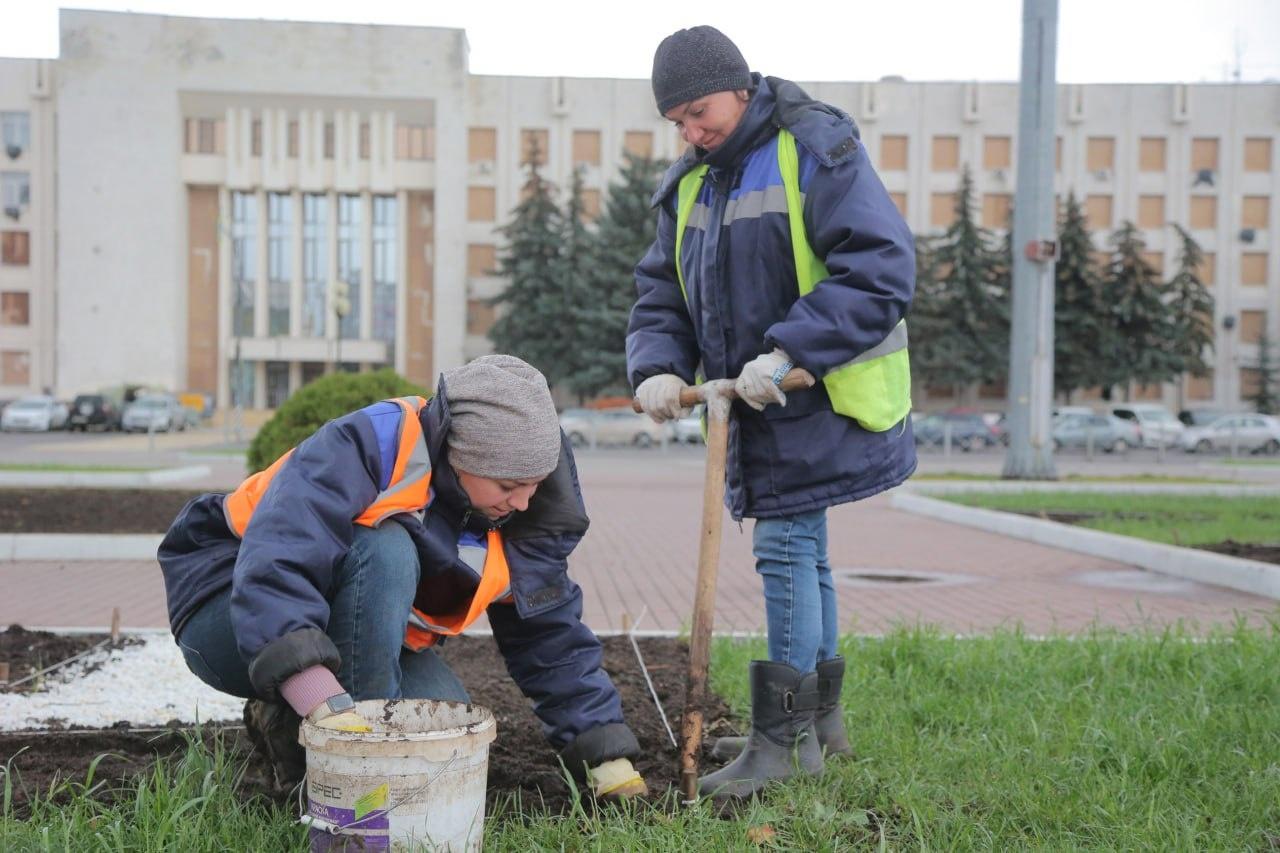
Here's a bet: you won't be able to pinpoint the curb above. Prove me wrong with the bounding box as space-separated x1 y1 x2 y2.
0 533 163 561
0 465 211 488
907 481 1280 496
890 491 1280 600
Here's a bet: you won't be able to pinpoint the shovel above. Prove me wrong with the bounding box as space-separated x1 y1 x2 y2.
633 368 815 802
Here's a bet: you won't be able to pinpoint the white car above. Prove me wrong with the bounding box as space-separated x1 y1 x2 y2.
1180 414 1280 455
121 394 187 432
0 395 68 432
1110 404 1185 449
671 407 704 444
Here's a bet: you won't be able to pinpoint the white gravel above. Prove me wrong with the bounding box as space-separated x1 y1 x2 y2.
0 634 245 730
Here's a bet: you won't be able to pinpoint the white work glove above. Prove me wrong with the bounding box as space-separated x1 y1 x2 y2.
588 757 648 800
635 374 692 423
308 694 372 732
735 348 793 411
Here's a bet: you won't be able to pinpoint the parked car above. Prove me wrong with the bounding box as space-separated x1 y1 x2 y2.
67 393 122 431
0 395 68 432
1110 404 1185 448
558 407 668 448
671 406 705 444
121 393 187 433
913 412 998 451
1180 414 1280 455
1178 408 1230 428
1051 413 1138 452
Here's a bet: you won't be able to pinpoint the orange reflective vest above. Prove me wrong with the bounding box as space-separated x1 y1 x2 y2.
220 395 509 652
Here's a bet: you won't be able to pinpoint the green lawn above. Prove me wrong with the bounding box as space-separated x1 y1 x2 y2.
914 472 1235 484
943 491 1280 546
0 462 157 473
6 627 1279 850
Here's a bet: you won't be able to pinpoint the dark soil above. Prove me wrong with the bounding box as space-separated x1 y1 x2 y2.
0 488 204 533
0 624 115 688
0 635 739 816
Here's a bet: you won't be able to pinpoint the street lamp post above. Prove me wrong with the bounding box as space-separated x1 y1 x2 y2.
331 280 351 373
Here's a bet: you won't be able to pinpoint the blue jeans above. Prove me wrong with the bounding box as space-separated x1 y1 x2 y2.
753 508 838 672
176 522 469 705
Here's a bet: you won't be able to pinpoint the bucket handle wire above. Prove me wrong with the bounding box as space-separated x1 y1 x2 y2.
298 749 460 835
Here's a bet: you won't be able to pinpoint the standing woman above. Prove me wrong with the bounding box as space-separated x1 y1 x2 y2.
627 26 917 798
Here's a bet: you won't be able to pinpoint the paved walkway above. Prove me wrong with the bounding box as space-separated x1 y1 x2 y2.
0 448 1275 634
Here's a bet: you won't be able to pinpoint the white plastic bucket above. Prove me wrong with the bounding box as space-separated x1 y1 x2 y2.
299 699 497 852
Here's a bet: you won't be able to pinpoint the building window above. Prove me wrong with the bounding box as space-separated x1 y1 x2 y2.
1 350 29 386
1085 195 1112 230
359 123 371 160
371 195 398 365
324 122 335 160
1239 310 1266 344
288 121 299 158
1 172 30 217
1190 137 1219 172
1138 195 1165 229
267 193 292 336
572 131 601 167
521 129 549 166
1 291 29 326
580 188 601 223
889 192 907 217
1186 370 1213 401
930 192 956 228
302 194 327 337
1189 196 1217 230
184 118 221 155
301 361 326 387
1086 137 1115 172
1138 137 1166 172
468 128 496 163
931 136 959 172
1243 196 1270 230
982 193 1012 228
982 136 1011 171
230 192 257 337
1244 138 1273 173
251 119 262 158
1241 253 1267 286
1 231 29 266
1241 367 1265 399
467 244 497 278
229 359 255 408
467 187 496 222
337 194 362 340
396 125 431 161
1 113 30 158
1055 137 1062 173
1142 252 1164 276
1197 252 1215 285
266 361 290 409
880 135 908 171
467 299 496 336
623 131 653 159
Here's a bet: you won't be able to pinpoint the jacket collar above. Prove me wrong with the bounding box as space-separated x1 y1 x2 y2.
650 74 861 208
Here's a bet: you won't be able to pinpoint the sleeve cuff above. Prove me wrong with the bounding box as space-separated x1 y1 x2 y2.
279 665 346 718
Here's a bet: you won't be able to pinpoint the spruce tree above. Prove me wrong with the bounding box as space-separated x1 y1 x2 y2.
910 167 1008 392
1099 221 1180 391
567 152 668 400
556 167 599 398
1053 193 1109 401
1166 224 1215 387
488 141 569 383
1250 330 1279 415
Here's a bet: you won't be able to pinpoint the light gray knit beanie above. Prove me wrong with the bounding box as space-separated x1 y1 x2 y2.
443 355 561 480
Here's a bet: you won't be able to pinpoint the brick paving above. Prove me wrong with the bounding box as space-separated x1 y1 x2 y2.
0 448 1274 634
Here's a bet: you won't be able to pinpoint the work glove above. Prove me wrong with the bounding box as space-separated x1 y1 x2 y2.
735 348 792 411
588 757 648 800
308 694 372 733
635 374 692 423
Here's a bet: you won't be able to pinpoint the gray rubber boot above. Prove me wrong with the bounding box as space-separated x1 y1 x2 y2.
711 657 851 761
697 661 824 800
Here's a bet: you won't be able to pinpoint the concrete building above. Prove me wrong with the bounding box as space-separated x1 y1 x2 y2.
0 9 1276 413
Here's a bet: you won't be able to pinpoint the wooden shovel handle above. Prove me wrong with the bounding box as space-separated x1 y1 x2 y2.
631 368 816 413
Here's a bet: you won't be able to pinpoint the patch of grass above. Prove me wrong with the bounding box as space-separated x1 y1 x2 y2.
0 463 157 473
1 733 305 851
1219 458 1280 467
941 490 1280 545
8 628 1280 849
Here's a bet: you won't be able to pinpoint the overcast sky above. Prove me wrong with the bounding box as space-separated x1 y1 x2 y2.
3 1 1279 84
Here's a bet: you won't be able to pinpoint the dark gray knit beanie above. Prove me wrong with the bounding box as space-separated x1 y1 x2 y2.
651 26 752 115
443 355 561 480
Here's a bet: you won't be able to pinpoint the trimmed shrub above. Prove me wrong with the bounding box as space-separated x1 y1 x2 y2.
247 369 430 472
